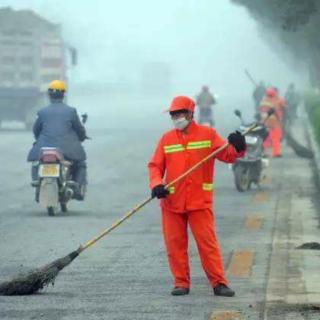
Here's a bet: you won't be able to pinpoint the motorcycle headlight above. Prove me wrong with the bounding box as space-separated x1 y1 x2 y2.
245 136 258 145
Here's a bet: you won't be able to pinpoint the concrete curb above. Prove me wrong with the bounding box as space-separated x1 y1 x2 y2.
303 103 320 187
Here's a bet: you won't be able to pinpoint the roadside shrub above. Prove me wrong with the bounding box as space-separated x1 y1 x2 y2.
305 91 320 143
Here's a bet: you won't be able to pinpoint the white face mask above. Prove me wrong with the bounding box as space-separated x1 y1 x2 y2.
172 117 190 130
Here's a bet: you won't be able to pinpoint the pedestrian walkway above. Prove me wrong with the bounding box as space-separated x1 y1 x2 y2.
210 118 320 319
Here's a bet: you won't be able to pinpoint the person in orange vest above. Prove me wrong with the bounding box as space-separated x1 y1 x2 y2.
273 87 287 136
259 88 283 157
148 96 246 297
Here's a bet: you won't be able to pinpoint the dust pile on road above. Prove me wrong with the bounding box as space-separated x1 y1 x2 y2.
296 242 320 250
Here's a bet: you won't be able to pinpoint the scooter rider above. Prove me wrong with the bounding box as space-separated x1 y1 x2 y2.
27 80 88 200
196 85 216 127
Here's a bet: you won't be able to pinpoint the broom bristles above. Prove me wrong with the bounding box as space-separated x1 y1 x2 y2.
0 249 80 295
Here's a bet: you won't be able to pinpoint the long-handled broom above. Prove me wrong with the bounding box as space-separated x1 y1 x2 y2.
0 123 257 296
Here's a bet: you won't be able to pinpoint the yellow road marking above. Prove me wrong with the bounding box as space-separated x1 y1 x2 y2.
245 215 262 230
262 175 272 185
227 250 254 278
209 311 241 320
253 191 268 203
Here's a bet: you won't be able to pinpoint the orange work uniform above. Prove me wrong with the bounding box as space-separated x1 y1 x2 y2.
259 96 282 157
148 121 244 288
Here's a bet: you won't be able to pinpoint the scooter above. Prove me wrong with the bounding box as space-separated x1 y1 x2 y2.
232 110 269 192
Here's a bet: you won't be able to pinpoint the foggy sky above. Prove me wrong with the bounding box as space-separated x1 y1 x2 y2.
1 0 307 95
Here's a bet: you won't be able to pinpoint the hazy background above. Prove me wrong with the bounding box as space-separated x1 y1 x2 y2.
0 0 309 130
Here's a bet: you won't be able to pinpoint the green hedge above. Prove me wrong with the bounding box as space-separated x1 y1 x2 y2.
305 91 320 143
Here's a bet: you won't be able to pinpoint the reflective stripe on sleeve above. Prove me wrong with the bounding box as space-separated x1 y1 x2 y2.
260 101 274 107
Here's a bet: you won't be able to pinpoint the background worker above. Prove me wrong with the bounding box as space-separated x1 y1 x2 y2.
259 87 283 157
273 87 287 136
148 95 246 297
285 83 301 121
196 85 216 126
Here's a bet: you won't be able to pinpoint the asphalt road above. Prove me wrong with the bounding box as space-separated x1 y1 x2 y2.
0 101 319 320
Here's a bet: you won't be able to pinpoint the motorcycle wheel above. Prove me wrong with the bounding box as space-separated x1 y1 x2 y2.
60 202 68 213
234 165 251 192
47 206 56 216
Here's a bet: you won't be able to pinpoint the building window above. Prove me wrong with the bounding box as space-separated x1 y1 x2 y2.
2 56 15 64
20 72 33 81
1 72 15 81
21 56 33 64
42 74 61 82
41 58 62 68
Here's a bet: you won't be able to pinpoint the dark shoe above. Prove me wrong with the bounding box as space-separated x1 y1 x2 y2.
171 287 190 296
213 284 235 297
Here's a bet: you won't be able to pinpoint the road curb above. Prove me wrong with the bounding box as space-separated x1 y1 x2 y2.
303 104 320 187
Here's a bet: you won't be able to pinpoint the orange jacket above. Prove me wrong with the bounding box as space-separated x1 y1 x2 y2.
148 121 244 213
259 96 282 128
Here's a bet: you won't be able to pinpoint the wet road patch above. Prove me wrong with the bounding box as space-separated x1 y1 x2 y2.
245 216 262 230
227 250 254 278
209 310 241 320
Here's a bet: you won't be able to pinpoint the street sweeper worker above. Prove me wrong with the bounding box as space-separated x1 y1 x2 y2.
147 95 246 297
259 87 283 157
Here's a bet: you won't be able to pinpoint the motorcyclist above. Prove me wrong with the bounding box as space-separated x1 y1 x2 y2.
27 80 88 200
196 85 216 126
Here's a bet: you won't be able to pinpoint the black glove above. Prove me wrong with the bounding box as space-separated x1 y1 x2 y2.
228 131 246 152
151 184 169 199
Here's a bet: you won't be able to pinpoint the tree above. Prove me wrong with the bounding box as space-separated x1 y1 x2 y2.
232 0 320 87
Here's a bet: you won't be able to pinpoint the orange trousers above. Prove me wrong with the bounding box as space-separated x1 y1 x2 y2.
263 127 282 157
161 207 228 288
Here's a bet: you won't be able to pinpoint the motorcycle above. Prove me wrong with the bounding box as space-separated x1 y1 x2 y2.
35 148 77 215
232 110 269 192
32 113 89 216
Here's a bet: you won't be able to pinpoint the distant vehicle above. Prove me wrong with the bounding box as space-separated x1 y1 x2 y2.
232 110 269 192
0 7 77 129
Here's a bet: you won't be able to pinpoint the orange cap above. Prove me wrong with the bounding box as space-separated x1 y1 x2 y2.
165 96 195 113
